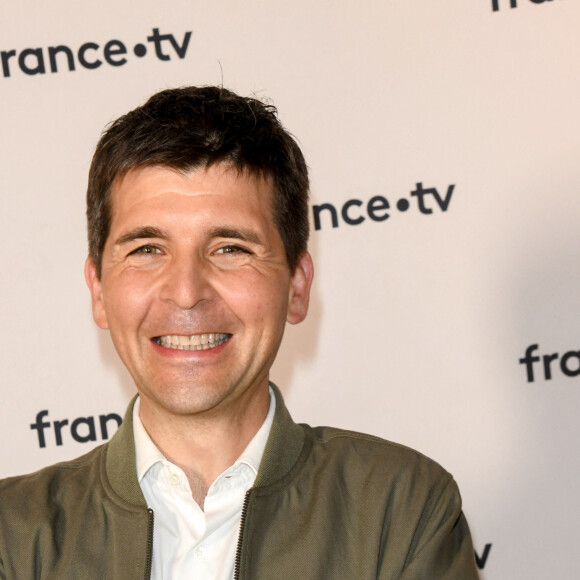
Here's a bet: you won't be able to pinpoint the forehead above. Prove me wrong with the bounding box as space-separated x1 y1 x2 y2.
109 164 276 227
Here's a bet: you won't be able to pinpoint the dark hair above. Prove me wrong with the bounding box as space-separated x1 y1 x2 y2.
87 86 309 276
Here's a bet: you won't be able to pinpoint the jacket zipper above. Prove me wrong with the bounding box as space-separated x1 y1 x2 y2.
145 508 154 580
234 491 251 580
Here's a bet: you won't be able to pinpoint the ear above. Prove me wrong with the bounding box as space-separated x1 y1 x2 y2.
84 256 109 329
287 252 314 325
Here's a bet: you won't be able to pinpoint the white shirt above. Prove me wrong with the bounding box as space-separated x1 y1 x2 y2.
133 390 275 580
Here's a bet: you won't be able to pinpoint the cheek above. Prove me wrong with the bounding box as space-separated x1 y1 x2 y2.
102 274 153 332
218 276 289 328
250 289 290 335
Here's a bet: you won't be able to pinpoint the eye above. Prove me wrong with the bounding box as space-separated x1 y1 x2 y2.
130 244 162 255
215 245 251 255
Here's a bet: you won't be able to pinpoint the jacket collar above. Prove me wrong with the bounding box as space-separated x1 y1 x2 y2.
105 383 305 505
105 394 146 506
254 383 306 488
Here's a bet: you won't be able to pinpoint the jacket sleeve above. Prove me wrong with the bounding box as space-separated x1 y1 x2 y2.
0 553 6 580
390 476 480 580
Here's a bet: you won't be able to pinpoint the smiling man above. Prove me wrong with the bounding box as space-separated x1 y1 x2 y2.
0 86 479 579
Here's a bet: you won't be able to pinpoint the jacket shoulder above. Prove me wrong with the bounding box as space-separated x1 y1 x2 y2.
305 424 452 483
0 444 107 519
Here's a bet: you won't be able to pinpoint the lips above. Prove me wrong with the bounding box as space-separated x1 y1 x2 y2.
153 333 231 351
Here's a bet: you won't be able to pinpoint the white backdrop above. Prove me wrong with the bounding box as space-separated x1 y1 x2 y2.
2 1 580 577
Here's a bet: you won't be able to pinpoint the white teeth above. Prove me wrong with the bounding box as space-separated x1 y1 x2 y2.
157 333 230 351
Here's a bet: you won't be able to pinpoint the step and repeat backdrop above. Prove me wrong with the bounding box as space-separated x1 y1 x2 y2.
1 1 579 577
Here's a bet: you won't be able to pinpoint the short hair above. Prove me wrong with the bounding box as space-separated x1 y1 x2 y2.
87 86 309 277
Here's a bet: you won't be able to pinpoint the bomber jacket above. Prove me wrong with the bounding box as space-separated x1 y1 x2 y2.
0 385 479 579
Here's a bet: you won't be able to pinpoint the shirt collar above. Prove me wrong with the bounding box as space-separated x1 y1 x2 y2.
232 388 275 475
133 398 165 482
133 387 276 482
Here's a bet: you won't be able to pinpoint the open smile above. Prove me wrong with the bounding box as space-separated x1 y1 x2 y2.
153 333 232 351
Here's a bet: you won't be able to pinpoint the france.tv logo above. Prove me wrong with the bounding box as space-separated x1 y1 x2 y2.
1 28 191 78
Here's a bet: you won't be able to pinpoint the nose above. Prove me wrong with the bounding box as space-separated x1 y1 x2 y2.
158 254 214 310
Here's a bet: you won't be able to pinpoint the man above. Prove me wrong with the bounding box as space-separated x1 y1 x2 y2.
0 86 479 579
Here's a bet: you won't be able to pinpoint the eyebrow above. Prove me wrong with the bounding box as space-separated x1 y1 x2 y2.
114 226 169 246
208 227 264 246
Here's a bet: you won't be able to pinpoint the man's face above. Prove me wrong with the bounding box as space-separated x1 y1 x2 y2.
85 164 313 421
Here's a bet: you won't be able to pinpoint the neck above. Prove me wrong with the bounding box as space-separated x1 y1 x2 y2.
138 386 270 507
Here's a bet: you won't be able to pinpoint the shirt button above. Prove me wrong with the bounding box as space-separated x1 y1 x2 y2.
194 545 206 559
169 473 181 486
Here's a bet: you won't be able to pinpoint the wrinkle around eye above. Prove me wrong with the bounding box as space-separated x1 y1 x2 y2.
210 246 255 270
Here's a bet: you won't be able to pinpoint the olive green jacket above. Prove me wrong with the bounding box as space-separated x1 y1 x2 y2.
0 386 479 579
